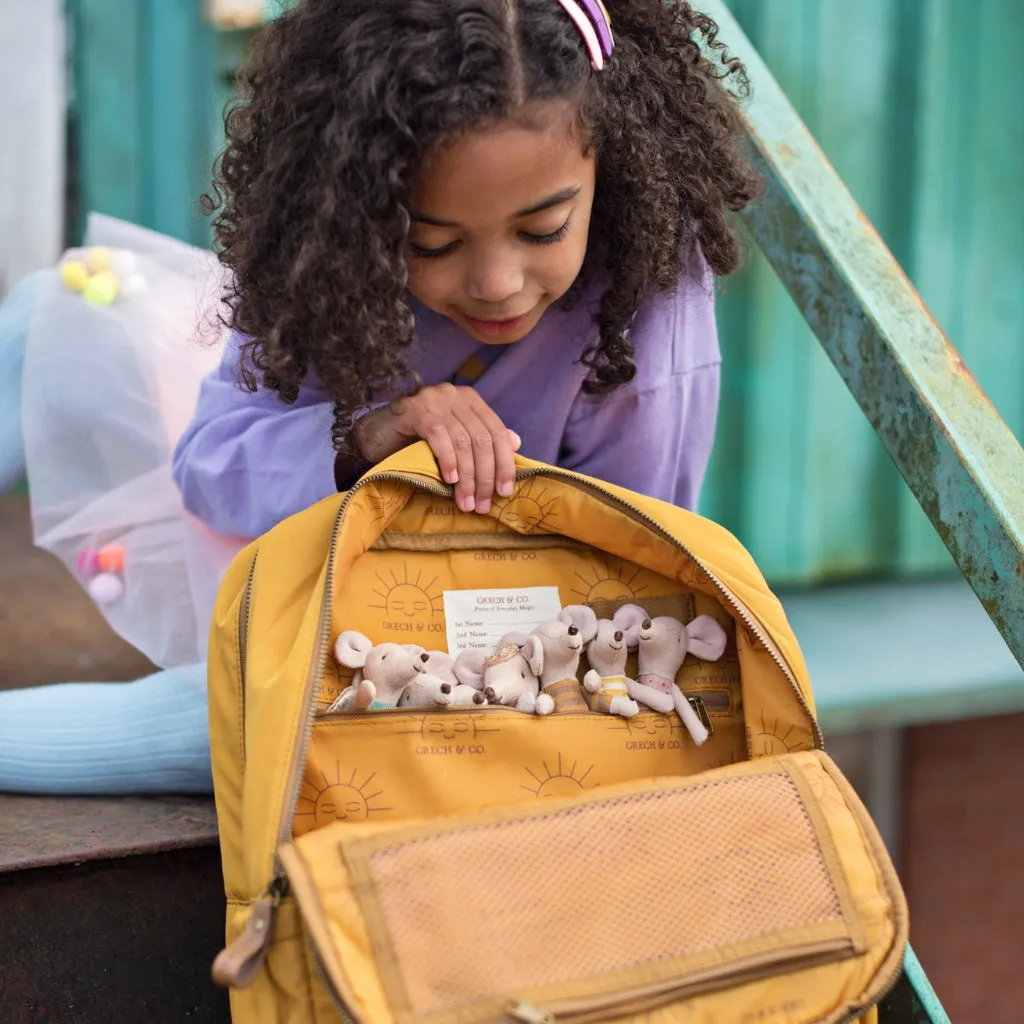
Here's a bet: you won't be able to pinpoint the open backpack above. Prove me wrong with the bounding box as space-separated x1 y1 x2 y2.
207 443 908 1024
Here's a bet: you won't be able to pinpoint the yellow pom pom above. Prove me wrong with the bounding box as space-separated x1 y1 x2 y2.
83 270 120 306
86 246 112 272
60 260 90 292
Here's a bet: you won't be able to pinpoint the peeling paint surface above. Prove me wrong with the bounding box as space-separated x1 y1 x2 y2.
701 0 1024 668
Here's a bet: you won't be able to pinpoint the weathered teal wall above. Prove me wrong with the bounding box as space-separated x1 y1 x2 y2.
705 0 1024 582
67 0 1024 585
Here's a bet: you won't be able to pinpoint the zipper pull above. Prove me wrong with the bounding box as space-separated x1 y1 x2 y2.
211 872 289 989
505 999 555 1023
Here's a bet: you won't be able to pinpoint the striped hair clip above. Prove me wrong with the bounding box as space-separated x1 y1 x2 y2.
554 0 615 71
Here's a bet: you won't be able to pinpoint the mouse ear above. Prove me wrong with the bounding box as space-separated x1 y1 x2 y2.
334 630 373 669
559 604 598 643
522 635 545 677
424 650 457 682
453 649 487 689
686 615 728 661
612 604 647 647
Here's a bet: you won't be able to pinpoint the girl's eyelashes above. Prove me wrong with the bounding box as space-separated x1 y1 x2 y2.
408 217 573 259
409 241 459 260
520 218 571 245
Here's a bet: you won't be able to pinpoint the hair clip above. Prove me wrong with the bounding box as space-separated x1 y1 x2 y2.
554 0 614 71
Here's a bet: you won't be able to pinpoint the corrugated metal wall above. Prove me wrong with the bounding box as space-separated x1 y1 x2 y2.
67 0 1024 584
705 0 1024 583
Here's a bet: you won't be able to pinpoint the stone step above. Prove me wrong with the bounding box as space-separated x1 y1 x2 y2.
0 792 227 1022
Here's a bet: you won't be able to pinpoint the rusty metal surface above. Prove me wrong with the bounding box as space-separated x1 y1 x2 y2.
0 794 218 873
0 846 229 1023
698 0 1024 669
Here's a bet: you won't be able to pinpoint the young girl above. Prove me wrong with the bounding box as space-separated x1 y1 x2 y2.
0 0 758 794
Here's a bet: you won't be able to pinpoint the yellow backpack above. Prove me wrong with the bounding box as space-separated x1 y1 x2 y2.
207 444 907 1024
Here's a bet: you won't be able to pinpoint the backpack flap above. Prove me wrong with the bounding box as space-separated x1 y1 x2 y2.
278 750 907 1024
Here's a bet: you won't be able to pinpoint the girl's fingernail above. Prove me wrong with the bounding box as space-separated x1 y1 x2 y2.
463 496 475 512
510 432 522 449
478 499 491 515
498 482 513 497
446 470 459 484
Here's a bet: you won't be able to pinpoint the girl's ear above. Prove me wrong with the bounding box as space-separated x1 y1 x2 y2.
334 630 373 669
685 616 728 661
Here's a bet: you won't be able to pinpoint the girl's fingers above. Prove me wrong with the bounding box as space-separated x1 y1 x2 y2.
470 398 516 501
454 408 498 515
447 416 478 512
421 418 459 486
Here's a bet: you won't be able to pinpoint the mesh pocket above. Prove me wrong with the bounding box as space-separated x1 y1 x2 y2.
360 772 845 1018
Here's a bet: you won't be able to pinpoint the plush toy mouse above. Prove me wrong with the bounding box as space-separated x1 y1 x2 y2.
532 606 598 714
396 671 455 709
328 631 425 712
582 615 641 719
454 634 553 715
416 650 486 707
612 604 727 745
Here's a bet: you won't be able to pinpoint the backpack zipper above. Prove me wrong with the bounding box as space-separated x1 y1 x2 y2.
501 934 854 1023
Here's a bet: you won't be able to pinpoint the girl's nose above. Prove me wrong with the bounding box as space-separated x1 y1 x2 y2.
464 252 524 305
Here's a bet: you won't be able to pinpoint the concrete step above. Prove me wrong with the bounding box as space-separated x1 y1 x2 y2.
0 793 227 1022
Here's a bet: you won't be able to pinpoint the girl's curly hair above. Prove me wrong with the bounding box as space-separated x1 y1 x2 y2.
205 0 760 446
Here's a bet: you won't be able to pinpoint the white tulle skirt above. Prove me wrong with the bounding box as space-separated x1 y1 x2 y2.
22 214 247 669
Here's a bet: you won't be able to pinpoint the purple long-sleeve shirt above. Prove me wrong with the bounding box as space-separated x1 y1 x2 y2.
171 269 721 540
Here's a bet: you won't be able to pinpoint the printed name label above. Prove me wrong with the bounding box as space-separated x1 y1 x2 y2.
443 586 562 657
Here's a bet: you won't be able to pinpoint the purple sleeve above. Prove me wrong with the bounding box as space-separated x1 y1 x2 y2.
171 332 337 538
559 364 720 510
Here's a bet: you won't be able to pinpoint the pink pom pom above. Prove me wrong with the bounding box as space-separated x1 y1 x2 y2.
77 548 101 576
88 573 124 606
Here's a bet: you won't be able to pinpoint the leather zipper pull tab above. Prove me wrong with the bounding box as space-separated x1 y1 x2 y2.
211 873 288 989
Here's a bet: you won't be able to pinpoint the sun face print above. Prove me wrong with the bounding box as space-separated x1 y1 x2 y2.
296 764 392 828
494 479 559 535
571 559 650 603
365 483 405 525
611 713 686 738
369 561 443 620
521 753 595 798
752 710 799 757
399 713 500 742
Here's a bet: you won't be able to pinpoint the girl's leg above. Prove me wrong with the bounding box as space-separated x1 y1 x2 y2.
0 664 212 795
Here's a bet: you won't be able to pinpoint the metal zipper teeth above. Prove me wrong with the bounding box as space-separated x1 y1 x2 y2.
510 936 855 1024
308 941 357 1024
237 551 258 766
314 694 722 723
276 464 820 851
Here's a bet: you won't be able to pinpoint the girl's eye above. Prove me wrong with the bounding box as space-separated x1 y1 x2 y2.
520 219 571 246
409 241 460 260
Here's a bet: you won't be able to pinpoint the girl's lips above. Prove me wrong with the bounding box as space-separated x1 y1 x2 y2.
463 311 532 338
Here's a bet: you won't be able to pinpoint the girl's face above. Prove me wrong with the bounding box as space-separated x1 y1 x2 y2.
406 102 596 346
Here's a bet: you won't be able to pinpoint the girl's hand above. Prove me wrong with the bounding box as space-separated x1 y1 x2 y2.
353 384 521 514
